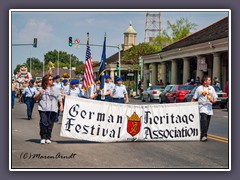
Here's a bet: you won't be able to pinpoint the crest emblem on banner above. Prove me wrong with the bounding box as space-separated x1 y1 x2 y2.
127 112 141 137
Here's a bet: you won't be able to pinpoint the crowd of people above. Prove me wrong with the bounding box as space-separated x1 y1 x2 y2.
12 73 129 144
12 73 229 144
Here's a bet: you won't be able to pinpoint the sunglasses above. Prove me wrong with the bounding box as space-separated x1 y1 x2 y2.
49 79 53 81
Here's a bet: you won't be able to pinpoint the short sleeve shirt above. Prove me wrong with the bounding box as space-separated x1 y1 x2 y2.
112 84 127 98
22 86 38 98
38 86 62 113
193 85 217 115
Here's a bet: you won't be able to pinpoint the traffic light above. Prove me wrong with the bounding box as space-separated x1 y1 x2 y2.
33 38 37 48
116 62 120 70
68 36 72 47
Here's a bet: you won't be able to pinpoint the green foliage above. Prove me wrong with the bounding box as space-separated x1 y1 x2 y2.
75 62 85 75
13 64 23 75
123 42 160 65
154 17 198 47
153 29 173 48
44 50 81 67
123 80 136 91
166 17 197 42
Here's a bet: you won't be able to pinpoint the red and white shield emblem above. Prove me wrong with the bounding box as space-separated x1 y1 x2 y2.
127 112 141 137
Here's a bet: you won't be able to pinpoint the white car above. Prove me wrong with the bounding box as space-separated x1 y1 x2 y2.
142 85 165 102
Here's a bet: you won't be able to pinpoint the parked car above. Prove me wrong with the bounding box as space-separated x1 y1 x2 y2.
142 85 165 102
159 85 194 103
183 85 228 109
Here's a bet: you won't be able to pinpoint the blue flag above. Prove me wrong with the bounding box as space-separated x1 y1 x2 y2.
99 33 106 90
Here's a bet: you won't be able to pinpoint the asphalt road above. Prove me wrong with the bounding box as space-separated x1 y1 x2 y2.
11 97 229 169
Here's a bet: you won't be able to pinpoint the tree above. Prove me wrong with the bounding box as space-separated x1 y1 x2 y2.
153 29 172 48
166 17 197 42
44 50 80 68
123 42 160 69
75 62 85 75
154 18 197 48
13 64 23 75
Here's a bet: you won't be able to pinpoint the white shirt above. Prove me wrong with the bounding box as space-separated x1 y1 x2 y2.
53 82 63 91
103 82 111 94
22 86 38 98
67 87 81 97
112 84 127 98
193 85 217 115
62 84 69 95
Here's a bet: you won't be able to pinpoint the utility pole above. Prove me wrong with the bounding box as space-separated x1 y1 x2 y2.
69 54 72 79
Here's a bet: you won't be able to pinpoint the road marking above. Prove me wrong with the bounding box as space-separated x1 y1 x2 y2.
208 134 228 143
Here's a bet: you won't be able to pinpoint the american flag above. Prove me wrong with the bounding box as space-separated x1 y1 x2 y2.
82 33 95 93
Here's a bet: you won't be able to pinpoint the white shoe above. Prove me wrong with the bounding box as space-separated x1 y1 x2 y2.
46 139 51 144
40 139 45 144
201 136 208 142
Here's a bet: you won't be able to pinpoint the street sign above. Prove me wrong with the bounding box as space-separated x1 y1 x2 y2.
127 73 134 76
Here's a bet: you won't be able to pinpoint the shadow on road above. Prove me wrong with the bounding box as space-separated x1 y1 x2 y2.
26 139 41 144
16 117 30 121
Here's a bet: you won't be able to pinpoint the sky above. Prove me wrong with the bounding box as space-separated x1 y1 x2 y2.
10 10 229 73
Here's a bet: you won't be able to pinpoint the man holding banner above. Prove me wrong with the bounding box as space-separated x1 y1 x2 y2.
112 77 129 104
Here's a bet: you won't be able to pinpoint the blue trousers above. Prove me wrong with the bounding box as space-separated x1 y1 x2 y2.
112 98 125 104
12 91 15 109
25 97 35 118
105 95 112 102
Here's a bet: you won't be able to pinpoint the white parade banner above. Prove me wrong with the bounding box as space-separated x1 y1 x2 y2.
60 96 200 142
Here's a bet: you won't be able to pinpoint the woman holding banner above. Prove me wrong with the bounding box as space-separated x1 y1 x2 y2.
35 74 63 144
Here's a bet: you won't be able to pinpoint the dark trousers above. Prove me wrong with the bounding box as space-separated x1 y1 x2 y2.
112 98 125 104
39 111 57 140
200 113 211 138
96 95 102 101
25 97 35 118
55 102 60 122
12 91 15 109
105 95 112 102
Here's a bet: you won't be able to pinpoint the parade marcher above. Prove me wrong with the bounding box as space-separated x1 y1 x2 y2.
53 75 64 122
11 79 18 109
21 79 38 120
19 79 29 102
34 74 63 144
111 77 129 104
67 80 81 97
61 79 69 106
53 75 61 90
94 79 102 100
104 75 114 102
191 75 217 142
